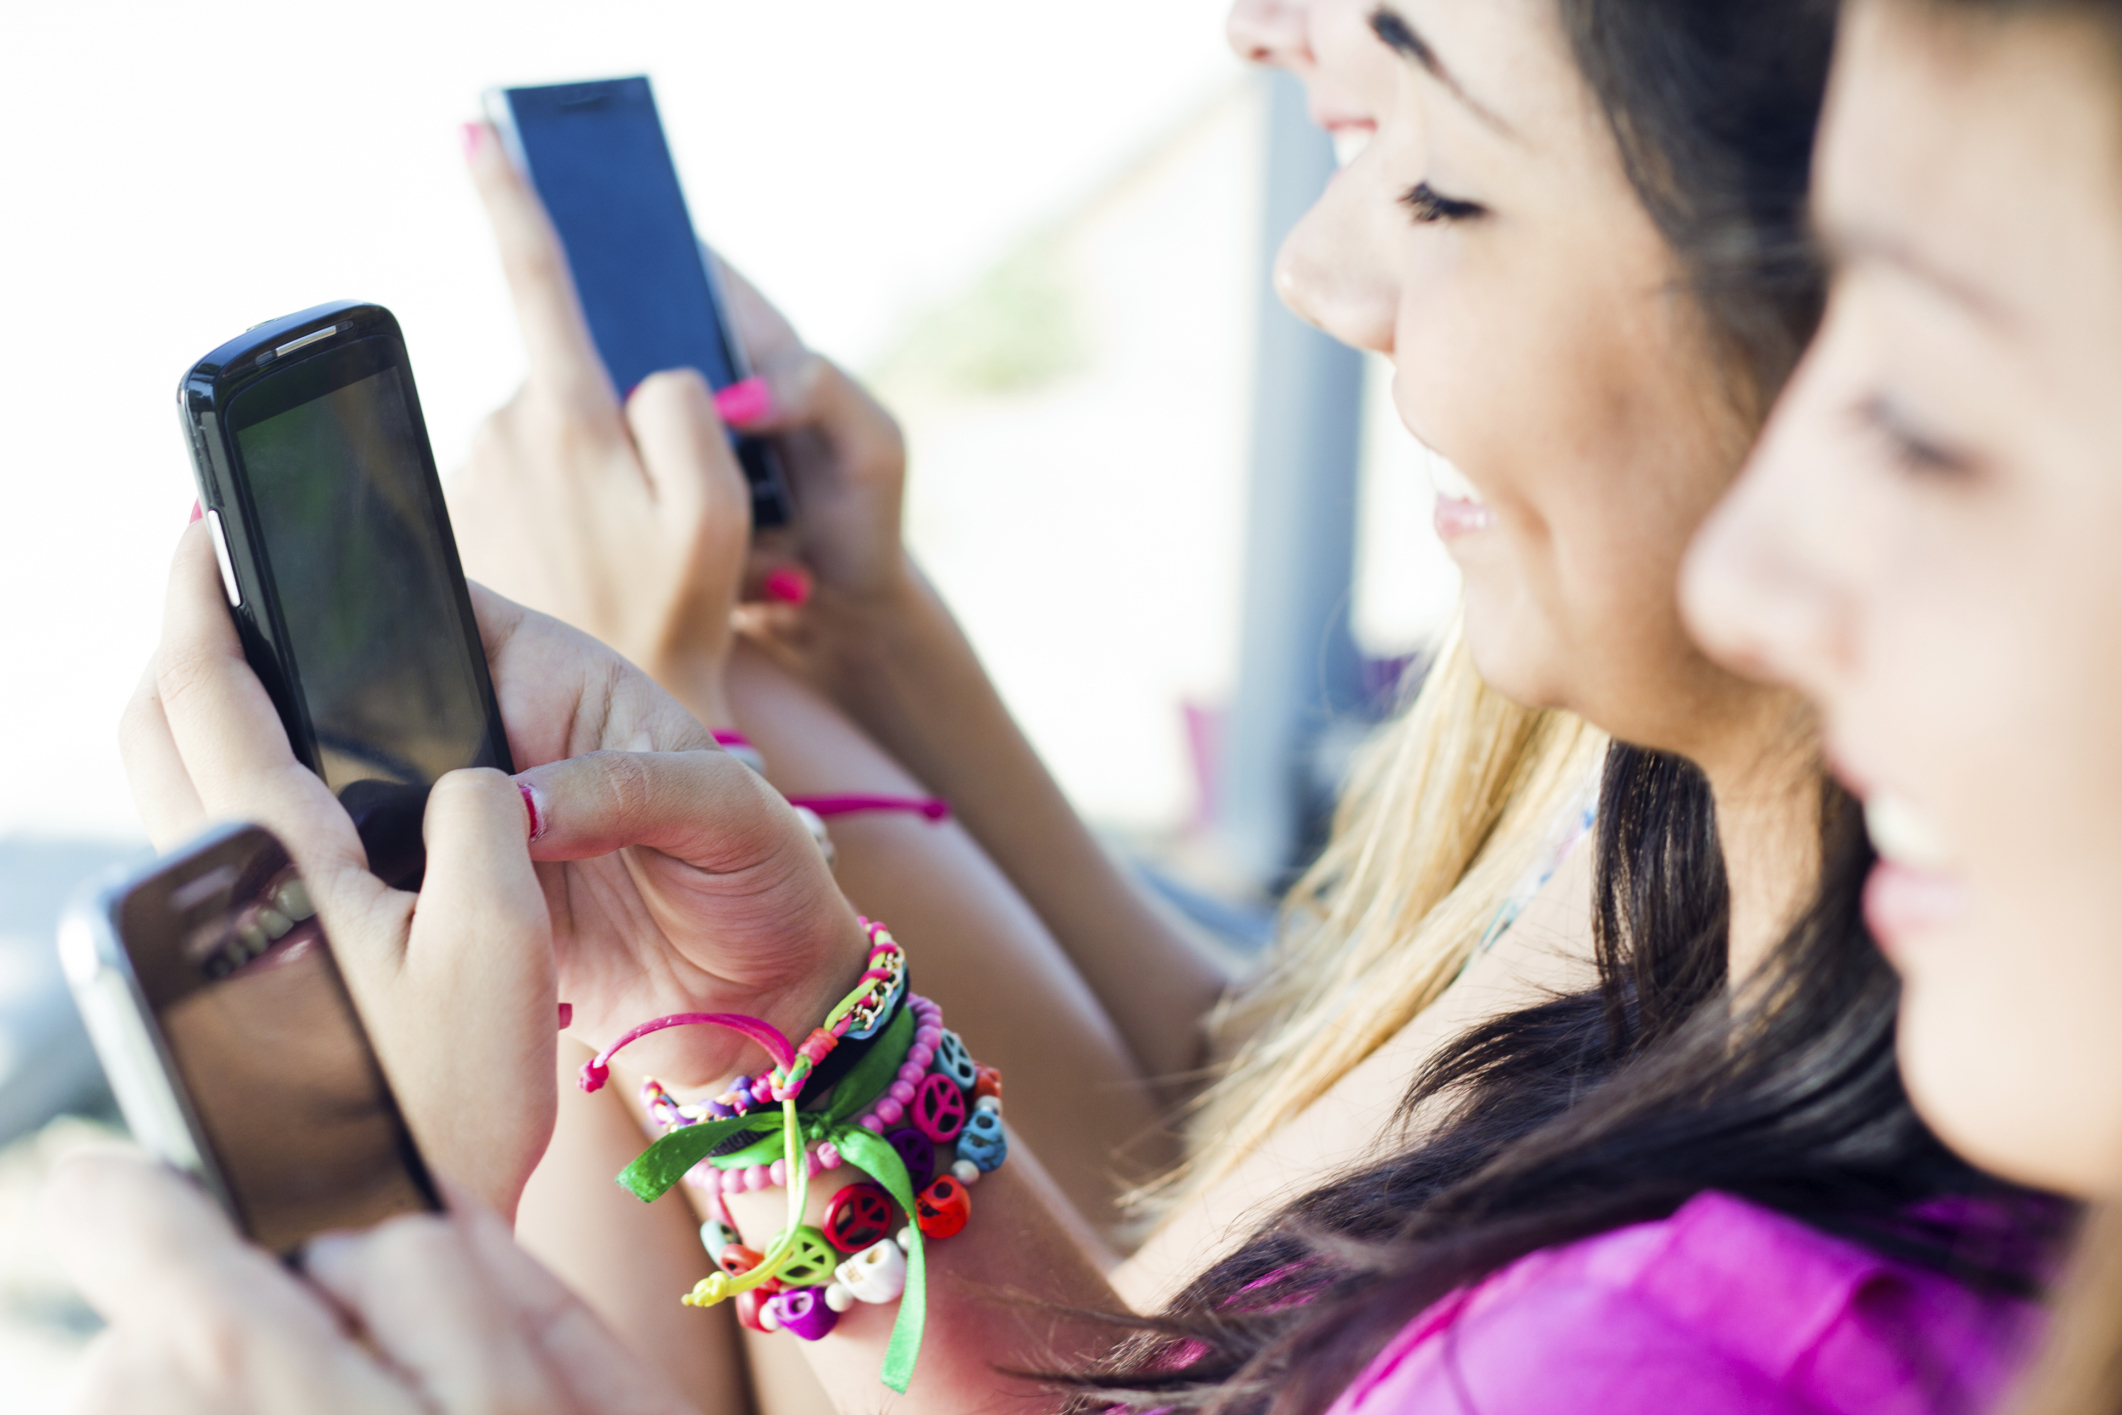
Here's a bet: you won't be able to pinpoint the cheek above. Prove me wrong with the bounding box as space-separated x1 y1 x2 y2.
1392 251 1730 709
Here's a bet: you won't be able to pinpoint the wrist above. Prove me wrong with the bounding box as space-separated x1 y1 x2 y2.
651 650 737 732
759 905 874 1070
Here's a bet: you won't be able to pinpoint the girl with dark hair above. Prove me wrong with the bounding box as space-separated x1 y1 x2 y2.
1686 0 2122 1410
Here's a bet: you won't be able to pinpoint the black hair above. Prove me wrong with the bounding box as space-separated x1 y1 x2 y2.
1047 4 2067 1411
1063 755 2058 1415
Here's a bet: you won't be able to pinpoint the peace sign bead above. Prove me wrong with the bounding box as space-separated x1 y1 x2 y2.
771 1226 839 1288
824 1183 895 1254
886 1127 937 1190
911 1072 968 1142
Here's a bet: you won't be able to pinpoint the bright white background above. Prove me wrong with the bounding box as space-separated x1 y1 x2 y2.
0 0 1260 842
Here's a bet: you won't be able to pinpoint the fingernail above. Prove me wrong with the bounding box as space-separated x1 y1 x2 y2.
188 500 203 525
764 566 812 607
557 1002 574 1030
517 780 548 843
714 376 774 426
460 121 485 159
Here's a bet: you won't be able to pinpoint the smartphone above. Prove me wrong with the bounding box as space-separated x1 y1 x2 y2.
484 75 794 529
59 823 440 1256
177 301 513 888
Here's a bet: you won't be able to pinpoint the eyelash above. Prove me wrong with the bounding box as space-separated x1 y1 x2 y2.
1401 181 1485 224
1857 395 1971 479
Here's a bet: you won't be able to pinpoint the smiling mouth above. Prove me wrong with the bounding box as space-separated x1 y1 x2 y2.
1428 456 1494 538
1859 792 1969 949
1330 126 1373 166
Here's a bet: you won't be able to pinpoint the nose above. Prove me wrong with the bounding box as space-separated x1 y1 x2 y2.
1274 159 1400 355
1681 349 1859 700
1227 0 1312 70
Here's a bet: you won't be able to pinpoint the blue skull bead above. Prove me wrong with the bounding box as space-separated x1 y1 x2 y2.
932 1030 980 1093
956 1108 1008 1172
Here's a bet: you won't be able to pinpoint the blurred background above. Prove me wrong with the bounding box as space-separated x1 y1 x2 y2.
0 2 1461 1405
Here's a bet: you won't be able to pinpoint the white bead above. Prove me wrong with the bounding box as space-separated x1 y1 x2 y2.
952 1159 980 1186
759 1300 783 1333
834 1239 907 1303
825 1283 856 1313
897 1226 914 1251
975 1095 1001 1114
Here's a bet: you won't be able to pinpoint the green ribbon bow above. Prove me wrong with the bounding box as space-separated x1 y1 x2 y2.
615 1004 926 1392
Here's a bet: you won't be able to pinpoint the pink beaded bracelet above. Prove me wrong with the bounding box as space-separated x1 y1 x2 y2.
670 994 946 1196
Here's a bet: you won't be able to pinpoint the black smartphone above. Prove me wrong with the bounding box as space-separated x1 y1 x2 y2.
59 823 441 1256
484 75 794 529
177 301 513 888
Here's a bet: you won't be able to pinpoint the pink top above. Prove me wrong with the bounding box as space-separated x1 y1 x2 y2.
1325 1192 2038 1415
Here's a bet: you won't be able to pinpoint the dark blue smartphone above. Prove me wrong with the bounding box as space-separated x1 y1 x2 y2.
484 76 793 529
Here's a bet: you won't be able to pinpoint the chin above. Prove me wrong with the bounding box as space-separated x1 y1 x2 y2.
1460 587 1570 712
1898 1004 2096 1198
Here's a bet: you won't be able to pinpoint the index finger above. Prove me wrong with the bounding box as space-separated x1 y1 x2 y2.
463 121 625 426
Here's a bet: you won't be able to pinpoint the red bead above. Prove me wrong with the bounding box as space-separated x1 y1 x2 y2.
824 1182 896 1254
911 1072 968 1143
914 1174 972 1240
974 1066 1003 1101
735 1287 774 1333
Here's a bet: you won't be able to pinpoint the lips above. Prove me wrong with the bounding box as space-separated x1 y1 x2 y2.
1428 455 1495 539
1860 793 1969 950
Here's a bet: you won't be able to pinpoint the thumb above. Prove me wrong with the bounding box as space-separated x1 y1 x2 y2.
514 749 797 873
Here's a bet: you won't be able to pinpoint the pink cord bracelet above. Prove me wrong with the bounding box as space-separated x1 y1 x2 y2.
709 731 950 823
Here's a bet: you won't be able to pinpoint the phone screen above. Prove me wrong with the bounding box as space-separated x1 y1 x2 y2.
500 77 738 396
125 837 436 1254
226 337 506 879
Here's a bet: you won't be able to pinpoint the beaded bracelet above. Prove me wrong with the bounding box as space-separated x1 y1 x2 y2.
648 992 944 1194
687 997 1007 1353
581 923 1008 1393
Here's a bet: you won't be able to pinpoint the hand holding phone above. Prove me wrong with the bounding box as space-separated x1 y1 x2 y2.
451 126 752 724
483 76 792 530
124 526 863 1127
47 1150 697 1415
122 527 557 1216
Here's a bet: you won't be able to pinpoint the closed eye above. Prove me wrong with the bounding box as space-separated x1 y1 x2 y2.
1402 181 1485 223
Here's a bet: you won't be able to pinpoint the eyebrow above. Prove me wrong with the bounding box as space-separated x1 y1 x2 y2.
1369 5 1516 137
1819 221 2012 330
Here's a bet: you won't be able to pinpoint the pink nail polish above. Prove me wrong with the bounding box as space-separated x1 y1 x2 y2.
460 121 485 159
188 500 203 525
557 1002 574 1030
763 566 812 607
714 376 774 426
518 780 548 842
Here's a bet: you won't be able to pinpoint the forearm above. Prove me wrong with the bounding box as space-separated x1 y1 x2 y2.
514 1043 753 1412
794 562 1238 1092
717 1139 1122 1415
